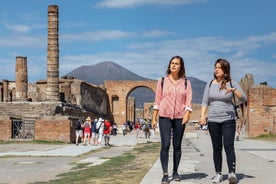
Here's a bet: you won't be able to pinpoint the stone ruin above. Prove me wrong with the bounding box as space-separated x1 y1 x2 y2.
0 5 112 143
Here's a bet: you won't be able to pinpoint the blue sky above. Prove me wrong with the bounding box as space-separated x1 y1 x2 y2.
1 0 276 88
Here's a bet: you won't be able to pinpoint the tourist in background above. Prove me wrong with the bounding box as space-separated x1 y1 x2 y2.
200 58 247 184
122 122 127 136
103 119 112 146
135 121 141 138
111 122 118 136
91 118 98 146
83 117 92 146
152 55 193 184
75 118 83 146
96 118 104 146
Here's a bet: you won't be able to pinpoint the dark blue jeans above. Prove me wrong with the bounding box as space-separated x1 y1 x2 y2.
208 120 236 173
159 117 186 174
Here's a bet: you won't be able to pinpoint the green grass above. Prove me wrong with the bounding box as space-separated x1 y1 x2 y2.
252 133 276 142
31 142 160 184
0 140 67 145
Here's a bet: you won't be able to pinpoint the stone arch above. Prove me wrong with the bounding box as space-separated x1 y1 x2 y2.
104 80 157 125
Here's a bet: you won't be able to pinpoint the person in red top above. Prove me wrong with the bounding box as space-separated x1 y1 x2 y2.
83 117 92 146
152 55 193 184
135 121 141 138
103 119 112 146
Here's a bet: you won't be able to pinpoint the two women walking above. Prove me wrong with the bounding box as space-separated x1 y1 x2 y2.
153 56 246 184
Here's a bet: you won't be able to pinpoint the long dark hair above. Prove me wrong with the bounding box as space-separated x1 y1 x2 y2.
214 58 231 90
166 55 186 78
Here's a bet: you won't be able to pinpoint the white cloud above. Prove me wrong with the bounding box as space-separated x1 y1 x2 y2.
95 0 207 8
0 35 46 47
1 27 276 87
142 30 173 37
59 32 276 87
61 30 134 42
3 24 31 32
1 12 45 32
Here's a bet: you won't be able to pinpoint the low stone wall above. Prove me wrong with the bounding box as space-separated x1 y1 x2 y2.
0 119 12 141
35 118 74 143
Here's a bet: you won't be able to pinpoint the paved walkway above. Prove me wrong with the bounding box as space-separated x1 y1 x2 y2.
141 131 276 184
0 131 276 184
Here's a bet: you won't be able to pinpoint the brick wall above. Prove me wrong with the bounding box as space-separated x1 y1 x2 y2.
0 119 12 141
248 85 276 137
35 118 73 143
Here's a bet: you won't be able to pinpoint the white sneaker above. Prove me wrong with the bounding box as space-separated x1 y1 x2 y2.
212 173 223 183
228 172 237 184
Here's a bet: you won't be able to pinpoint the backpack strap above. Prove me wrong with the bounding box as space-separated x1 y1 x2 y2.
209 79 213 88
230 80 239 119
184 78 187 89
161 77 164 89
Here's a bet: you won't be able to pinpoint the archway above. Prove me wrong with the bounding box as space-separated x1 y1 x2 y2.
104 80 157 125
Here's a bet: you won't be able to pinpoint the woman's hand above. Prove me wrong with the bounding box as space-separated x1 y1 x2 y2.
200 115 207 125
152 119 157 129
225 87 236 95
182 111 191 124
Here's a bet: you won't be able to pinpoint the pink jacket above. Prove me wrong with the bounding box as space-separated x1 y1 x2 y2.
153 76 192 119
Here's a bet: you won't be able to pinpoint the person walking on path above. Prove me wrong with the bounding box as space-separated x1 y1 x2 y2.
152 55 193 184
103 119 112 146
96 118 104 146
75 119 83 146
200 58 247 184
91 118 98 146
83 117 92 145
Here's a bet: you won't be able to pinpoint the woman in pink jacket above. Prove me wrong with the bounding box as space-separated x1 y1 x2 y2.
152 55 193 184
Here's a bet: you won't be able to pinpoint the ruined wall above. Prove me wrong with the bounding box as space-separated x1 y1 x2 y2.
0 101 98 142
22 78 112 119
0 119 12 141
248 85 276 137
35 118 73 143
0 80 16 102
0 102 63 118
80 82 110 118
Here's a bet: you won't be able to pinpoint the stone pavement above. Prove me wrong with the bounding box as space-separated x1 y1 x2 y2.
0 131 276 184
141 131 276 184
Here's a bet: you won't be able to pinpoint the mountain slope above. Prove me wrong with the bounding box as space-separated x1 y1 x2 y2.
66 61 149 85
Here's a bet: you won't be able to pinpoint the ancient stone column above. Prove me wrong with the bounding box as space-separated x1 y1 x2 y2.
15 56 28 101
2 79 9 102
46 5 59 101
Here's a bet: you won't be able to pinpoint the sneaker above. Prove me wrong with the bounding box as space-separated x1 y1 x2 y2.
228 172 237 184
161 174 169 184
172 172 181 181
212 173 223 183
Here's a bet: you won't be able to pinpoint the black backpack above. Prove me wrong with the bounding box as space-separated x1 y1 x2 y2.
104 123 109 131
75 120 82 130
